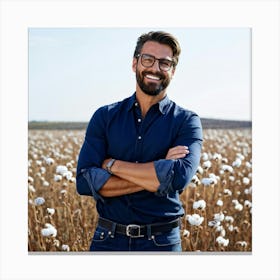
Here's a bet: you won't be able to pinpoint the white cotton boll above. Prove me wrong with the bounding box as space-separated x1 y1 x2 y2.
244 200 252 208
216 199 223 207
70 177 76 184
228 225 234 231
232 199 239 205
235 203 243 211
202 160 212 169
201 152 209 161
214 212 225 222
196 166 204 175
236 241 248 248
63 171 73 181
187 214 204 226
245 161 252 169
60 190 67 194
40 167 46 174
209 173 219 182
45 157 54 165
242 177 250 185
191 175 200 184
28 185 36 192
193 199 206 210
43 181 49 187
41 223 57 237
215 225 224 232
54 174 62 182
47 208 55 215
232 158 242 168
56 165 68 175
225 216 234 223
34 197 45 206
244 186 252 195
229 176 235 182
236 153 245 161
208 220 220 227
183 229 190 237
216 236 229 246
36 160 42 166
224 189 232 196
221 157 228 164
221 165 233 173
201 177 217 186
61 244 70 251
213 153 222 161
28 176 34 184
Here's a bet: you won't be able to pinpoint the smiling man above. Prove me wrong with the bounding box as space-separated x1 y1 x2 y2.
76 31 203 251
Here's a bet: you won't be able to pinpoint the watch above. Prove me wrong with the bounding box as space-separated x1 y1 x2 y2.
106 159 116 175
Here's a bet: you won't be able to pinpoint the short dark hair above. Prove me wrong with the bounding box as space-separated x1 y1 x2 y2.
133 31 181 67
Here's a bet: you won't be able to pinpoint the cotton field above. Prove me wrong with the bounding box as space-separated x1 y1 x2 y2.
28 128 252 252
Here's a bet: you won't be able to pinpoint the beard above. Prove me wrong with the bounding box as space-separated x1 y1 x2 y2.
136 68 171 96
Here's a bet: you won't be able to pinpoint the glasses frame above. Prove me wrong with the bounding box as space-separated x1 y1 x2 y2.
136 53 174 72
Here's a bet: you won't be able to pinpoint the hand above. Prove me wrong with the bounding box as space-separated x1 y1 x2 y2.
165 145 189 160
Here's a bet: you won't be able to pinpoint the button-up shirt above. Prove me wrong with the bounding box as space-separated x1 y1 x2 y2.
76 93 203 224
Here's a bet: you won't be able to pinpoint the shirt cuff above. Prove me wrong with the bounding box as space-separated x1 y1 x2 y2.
82 167 111 202
154 159 175 196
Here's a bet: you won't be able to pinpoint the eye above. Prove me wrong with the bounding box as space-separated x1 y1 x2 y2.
142 55 154 64
160 60 172 67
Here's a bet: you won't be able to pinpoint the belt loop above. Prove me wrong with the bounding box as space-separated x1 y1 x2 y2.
147 225 152 240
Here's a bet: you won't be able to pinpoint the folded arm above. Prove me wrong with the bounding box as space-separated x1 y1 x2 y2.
100 145 189 194
76 107 202 200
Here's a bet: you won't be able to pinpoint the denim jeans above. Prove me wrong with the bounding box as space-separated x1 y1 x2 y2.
89 225 182 252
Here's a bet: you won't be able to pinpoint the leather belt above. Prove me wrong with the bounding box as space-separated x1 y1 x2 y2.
98 217 180 238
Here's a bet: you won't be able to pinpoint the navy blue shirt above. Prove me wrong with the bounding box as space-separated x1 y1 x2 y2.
76 93 203 224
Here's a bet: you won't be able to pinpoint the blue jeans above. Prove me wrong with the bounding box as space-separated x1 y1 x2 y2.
89 225 182 252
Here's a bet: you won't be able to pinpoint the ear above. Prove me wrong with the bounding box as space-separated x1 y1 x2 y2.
132 57 137 73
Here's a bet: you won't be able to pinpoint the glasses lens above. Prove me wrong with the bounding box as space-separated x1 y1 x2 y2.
141 54 155 67
159 59 173 71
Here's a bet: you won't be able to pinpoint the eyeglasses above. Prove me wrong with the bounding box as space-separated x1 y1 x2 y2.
136 53 174 72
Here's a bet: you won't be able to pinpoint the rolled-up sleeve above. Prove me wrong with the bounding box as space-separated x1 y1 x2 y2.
154 113 203 196
76 107 110 202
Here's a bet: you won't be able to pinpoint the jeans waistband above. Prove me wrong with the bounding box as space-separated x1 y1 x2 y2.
98 217 180 238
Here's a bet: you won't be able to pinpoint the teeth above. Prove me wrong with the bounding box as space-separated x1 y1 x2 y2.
146 74 160 80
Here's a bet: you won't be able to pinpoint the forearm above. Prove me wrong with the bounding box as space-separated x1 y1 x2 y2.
99 175 144 197
102 146 189 194
109 160 160 192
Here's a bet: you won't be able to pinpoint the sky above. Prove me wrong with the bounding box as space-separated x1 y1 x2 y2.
29 28 251 122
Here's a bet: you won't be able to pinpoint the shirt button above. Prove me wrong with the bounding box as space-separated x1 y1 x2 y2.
138 136 142 140
135 161 138 163
137 118 141 123
135 102 138 107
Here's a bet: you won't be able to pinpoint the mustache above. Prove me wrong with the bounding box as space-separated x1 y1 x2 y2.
142 71 165 80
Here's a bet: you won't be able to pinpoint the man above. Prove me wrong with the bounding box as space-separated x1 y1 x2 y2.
76 31 203 251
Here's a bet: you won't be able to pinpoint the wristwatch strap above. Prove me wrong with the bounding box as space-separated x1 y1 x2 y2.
106 159 116 175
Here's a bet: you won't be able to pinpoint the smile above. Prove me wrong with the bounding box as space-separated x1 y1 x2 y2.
145 74 161 81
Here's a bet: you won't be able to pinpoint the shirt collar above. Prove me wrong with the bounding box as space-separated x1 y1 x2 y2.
127 92 170 115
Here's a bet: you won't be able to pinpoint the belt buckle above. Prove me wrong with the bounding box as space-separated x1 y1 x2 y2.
126 224 144 238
